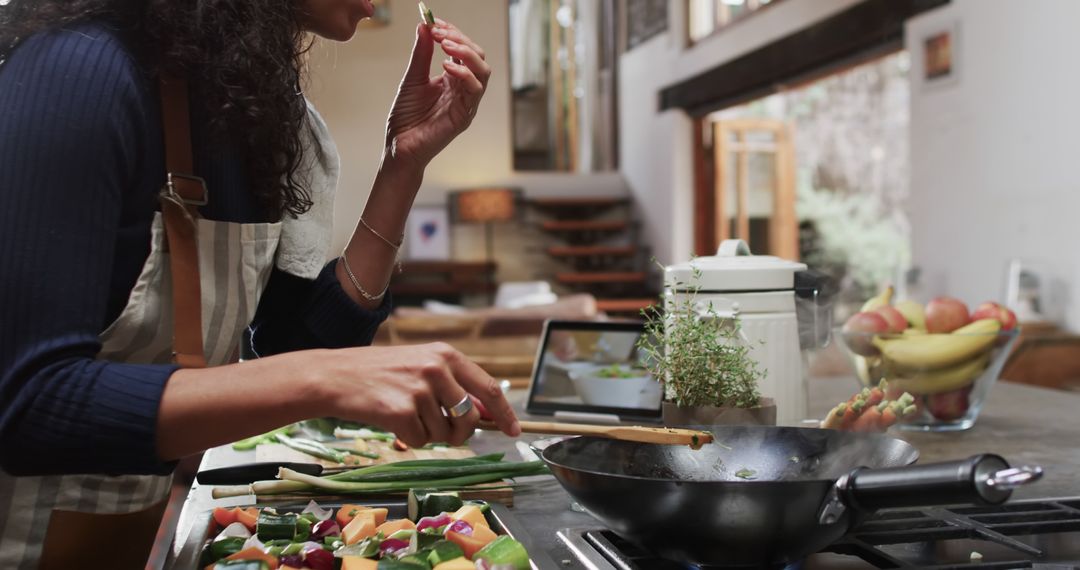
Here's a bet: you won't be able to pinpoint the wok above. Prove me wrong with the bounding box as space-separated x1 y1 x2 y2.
536 425 1042 567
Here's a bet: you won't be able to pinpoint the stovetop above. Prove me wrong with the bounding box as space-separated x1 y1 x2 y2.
557 497 1080 569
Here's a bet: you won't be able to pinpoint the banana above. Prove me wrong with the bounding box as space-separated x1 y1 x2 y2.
872 319 1001 370
854 355 877 385
860 285 894 312
902 328 927 337
895 300 927 331
890 353 990 395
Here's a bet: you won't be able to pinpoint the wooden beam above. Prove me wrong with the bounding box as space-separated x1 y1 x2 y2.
660 0 950 116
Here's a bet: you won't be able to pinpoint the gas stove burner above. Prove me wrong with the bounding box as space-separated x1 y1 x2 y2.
559 497 1080 569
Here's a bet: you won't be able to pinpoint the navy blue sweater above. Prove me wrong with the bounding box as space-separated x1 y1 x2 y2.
0 23 390 476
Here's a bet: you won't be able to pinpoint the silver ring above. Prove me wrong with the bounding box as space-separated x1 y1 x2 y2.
445 395 473 418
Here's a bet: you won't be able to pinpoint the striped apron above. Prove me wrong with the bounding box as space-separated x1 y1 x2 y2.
0 212 282 568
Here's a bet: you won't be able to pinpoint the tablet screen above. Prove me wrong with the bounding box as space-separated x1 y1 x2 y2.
526 320 663 419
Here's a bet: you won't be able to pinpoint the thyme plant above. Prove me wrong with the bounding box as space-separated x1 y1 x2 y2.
638 265 764 409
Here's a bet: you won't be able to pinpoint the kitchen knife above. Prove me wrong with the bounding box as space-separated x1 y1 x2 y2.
196 462 323 485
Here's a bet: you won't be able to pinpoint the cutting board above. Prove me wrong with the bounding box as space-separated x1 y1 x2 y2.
254 439 514 505
255 439 477 468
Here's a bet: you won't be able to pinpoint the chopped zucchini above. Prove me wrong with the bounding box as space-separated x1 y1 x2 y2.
408 489 463 521
426 540 465 567
256 511 298 541
473 536 530 570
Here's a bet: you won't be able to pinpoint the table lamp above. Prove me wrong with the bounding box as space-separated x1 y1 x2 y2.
450 188 522 300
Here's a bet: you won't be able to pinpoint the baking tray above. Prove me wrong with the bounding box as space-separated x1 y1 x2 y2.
169 500 560 570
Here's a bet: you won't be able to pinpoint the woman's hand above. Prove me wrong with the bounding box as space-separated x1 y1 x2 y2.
319 343 520 447
384 20 491 169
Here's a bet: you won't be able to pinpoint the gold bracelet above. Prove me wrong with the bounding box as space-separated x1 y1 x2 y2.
339 250 389 302
359 217 403 250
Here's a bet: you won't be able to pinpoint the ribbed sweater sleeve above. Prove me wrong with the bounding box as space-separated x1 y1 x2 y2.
249 263 392 355
0 28 177 475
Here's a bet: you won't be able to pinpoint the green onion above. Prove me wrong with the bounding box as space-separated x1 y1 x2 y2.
333 427 396 442
211 454 533 499
231 425 296 451
276 434 347 464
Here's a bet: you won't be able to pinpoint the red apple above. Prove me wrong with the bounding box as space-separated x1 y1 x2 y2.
842 311 889 356
925 297 971 333
927 385 972 421
971 302 1018 331
875 306 908 334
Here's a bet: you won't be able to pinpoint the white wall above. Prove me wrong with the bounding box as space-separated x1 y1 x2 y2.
305 0 627 260
617 0 864 264
906 0 1080 331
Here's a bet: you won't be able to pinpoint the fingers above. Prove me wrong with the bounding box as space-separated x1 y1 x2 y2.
442 60 484 95
439 39 490 90
415 390 452 446
419 349 479 446
443 350 521 437
432 20 486 61
403 23 436 84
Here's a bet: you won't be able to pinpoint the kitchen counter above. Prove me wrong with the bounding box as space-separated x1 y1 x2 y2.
168 377 1080 568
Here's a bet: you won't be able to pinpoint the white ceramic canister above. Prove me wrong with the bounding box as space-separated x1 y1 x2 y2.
664 240 809 425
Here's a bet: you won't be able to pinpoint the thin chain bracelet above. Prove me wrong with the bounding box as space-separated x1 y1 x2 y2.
340 249 389 302
359 217 403 250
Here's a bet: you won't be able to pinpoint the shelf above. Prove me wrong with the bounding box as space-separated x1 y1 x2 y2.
556 271 648 285
546 245 636 258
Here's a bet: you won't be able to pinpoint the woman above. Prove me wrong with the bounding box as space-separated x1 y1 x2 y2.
0 0 520 566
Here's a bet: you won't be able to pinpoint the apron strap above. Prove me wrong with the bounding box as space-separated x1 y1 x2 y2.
158 75 208 369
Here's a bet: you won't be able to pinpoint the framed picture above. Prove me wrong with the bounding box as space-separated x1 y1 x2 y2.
918 21 960 89
405 205 451 260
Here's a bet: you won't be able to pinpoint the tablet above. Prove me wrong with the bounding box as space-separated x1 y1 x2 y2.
525 320 663 423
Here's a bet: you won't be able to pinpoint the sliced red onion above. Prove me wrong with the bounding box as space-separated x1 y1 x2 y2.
215 522 252 540
311 519 341 539
446 519 473 536
301 500 333 522
279 554 304 568
474 560 492 570
417 513 452 532
378 537 411 556
302 546 334 570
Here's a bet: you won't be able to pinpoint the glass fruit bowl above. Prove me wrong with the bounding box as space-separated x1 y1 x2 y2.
835 323 1020 432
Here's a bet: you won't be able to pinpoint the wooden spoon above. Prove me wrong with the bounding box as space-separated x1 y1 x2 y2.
477 420 714 448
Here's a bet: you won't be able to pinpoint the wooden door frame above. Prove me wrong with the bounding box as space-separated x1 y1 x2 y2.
694 118 798 260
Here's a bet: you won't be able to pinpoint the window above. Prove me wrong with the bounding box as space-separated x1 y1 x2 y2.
688 0 779 43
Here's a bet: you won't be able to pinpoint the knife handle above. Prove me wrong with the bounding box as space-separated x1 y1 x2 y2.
196 462 323 485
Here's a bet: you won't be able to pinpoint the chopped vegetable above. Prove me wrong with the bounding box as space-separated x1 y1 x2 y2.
409 489 463 521
473 536 530 570
427 540 465 567
275 433 348 464
418 1 435 26
734 468 756 480
311 519 341 539
232 425 296 451
302 500 334 522
222 546 280 569
334 427 397 442
257 511 298 541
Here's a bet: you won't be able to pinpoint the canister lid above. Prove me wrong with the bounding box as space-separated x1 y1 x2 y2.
665 239 807 292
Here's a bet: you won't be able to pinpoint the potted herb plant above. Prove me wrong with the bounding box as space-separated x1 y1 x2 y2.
638 265 777 426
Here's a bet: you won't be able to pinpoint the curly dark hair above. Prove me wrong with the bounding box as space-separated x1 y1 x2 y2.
0 0 314 218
